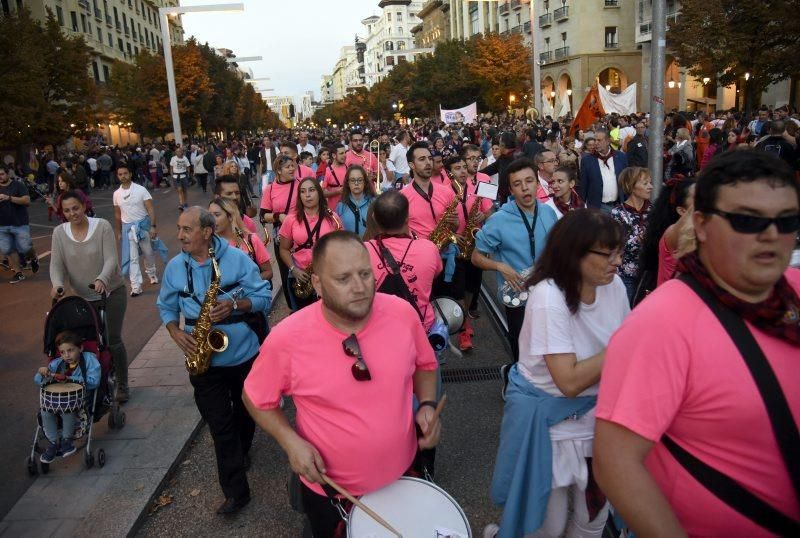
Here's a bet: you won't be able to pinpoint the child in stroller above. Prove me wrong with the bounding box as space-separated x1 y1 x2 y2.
34 331 101 463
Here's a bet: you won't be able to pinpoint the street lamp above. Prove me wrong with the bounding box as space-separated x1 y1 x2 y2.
392 102 398 111
226 56 263 63
702 76 711 85
159 3 245 147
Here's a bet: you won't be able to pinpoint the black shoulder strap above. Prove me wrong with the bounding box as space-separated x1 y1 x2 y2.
661 275 800 535
373 239 424 322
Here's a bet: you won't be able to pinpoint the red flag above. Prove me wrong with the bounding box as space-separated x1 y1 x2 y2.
569 86 604 137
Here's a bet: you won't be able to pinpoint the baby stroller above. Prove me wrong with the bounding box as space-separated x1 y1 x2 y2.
26 294 126 475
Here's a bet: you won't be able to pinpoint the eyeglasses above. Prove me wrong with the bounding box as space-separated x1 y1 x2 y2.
542 158 559 164
342 334 371 381
707 210 800 234
588 249 623 261
349 178 365 185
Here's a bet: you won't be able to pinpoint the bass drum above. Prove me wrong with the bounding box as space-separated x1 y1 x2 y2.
347 477 471 537
431 296 465 335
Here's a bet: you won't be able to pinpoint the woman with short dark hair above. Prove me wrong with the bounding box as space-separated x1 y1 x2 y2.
486 209 629 538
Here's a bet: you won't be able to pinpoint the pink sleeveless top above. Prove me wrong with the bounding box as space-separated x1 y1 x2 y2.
656 234 677 287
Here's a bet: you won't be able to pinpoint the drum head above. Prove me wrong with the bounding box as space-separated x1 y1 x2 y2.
44 382 83 393
347 477 471 537
432 297 465 335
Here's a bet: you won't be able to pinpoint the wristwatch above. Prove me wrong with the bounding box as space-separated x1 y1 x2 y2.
232 298 238 311
419 400 437 411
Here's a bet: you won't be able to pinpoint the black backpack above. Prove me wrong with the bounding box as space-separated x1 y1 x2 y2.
369 238 424 323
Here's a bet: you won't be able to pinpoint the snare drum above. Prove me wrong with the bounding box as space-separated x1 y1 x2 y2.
347 477 471 537
40 382 85 414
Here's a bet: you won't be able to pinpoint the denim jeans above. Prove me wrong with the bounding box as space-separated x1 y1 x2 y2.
41 410 77 443
0 224 32 257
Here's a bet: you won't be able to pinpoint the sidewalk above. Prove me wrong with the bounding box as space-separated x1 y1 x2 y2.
0 325 200 538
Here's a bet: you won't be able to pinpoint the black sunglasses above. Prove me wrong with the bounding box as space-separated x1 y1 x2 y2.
708 210 800 235
342 334 371 381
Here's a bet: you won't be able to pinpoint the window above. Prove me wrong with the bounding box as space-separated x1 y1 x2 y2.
470 5 479 34
70 11 78 32
386 56 395 66
108 32 112 46
398 41 406 50
398 56 407 63
81 14 87 33
544 36 550 50
56 6 64 26
387 12 391 21
134 46 138 55
543 0 549 11
561 31 567 43
517 13 521 25
397 26 402 35
92 61 100 82
118 37 123 52
97 27 102 41
397 12 402 21
127 42 132 56
103 65 110 82
605 26 618 47
385 41 394 51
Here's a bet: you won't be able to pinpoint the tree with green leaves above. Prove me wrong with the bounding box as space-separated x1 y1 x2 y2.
0 8 97 149
667 0 800 111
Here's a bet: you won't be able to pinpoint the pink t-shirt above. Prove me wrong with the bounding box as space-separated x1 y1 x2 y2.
430 171 451 188
260 179 297 214
227 232 270 266
657 233 678 286
323 163 348 210
365 236 443 330
242 214 257 234
296 164 316 181
243 293 438 495
401 180 457 238
596 270 800 537
345 150 378 174
455 179 494 235
278 212 338 270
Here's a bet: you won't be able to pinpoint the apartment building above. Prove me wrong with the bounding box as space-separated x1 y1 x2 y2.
2 0 185 85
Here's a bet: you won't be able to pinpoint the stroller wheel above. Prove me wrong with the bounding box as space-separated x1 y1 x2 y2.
40 462 49 475
27 457 38 476
97 448 106 468
84 451 95 469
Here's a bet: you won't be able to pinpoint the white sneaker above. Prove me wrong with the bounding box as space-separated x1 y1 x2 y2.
483 523 499 538
130 288 142 297
149 275 159 285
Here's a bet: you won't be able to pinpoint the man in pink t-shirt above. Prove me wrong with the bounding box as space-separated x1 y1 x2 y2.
243 232 440 537
594 151 800 537
323 143 348 210
365 190 442 331
345 130 378 180
401 142 458 239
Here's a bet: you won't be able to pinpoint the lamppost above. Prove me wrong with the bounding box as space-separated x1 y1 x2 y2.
158 3 245 147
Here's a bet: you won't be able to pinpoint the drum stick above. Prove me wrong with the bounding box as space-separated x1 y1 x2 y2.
320 474 402 538
425 394 447 437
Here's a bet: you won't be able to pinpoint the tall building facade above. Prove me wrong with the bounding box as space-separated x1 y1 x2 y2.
536 0 641 116
2 0 185 85
410 0 449 49
362 0 425 87
449 0 498 40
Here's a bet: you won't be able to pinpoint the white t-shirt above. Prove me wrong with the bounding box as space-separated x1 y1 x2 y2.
518 276 629 439
86 157 97 172
113 182 152 223
170 155 190 176
388 143 410 174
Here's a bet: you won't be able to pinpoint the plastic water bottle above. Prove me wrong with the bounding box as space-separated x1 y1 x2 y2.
501 266 533 308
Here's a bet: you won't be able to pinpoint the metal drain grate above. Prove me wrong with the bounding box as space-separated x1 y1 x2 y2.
441 366 502 384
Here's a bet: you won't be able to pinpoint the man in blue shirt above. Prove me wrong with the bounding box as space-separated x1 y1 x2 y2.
471 158 558 395
157 206 271 516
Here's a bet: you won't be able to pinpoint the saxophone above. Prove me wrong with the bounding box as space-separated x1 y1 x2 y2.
457 184 483 260
429 178 463 251
234 227 256 260
184 246 229 376
291 208 342 299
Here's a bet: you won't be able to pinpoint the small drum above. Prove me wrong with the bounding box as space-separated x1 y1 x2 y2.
347 477 471 537
40 382 85 414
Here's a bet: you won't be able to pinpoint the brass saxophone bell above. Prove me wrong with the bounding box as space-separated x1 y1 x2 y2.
207 328 229 353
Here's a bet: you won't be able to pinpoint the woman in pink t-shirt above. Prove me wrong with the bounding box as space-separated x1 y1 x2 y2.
637 176 695 300
278 178 341 311
209 197 272 281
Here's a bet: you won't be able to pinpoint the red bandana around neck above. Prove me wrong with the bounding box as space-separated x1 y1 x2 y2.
677 252 800 346
552 189 584 215
594 149 615 169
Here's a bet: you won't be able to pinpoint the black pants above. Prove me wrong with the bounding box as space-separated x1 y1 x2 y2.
189 357 256 500
464 260 483 310
275 247 293 308
505 305 526 363
432 258 466 301
196 173 209 192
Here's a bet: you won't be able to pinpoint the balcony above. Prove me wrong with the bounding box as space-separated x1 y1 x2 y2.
78 0 90 10
539 13 552 27
510 0 521 9
604 40 619 49
639 22 651 36
523 20 531 33
94 8 102 20
511 25 522 34
604 0 619 6
554 46 569 59
499 3 509 14
105 15 112 27
554 6 568 21
539 50 552 63
115 21 121 31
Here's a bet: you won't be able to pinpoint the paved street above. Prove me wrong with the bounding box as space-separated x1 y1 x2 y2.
0 179 222 519
137 292 510 536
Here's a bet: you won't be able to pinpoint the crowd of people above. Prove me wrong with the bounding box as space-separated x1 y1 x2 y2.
2 101 799 537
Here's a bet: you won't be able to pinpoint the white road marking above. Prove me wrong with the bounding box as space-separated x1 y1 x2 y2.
38 251 51 260
29 223 55 229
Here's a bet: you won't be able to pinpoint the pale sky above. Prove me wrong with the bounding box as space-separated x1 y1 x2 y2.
179 0 380 103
